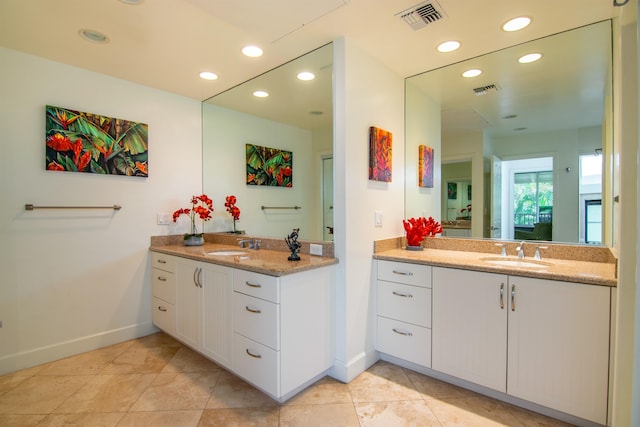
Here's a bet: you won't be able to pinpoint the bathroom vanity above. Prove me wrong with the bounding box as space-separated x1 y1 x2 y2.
150 235 337 403
373 238 616 426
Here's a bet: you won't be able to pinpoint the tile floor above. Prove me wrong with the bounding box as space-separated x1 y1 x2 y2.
0 332 574 426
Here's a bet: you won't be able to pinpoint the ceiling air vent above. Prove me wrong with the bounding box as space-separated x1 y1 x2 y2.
473 83 501 96
397 1 445 31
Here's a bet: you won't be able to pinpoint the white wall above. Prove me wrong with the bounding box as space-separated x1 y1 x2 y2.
331 38 405 382
0 48 202 374
202 104 319 239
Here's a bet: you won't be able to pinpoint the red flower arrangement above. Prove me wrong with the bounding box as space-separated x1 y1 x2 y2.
173 194 214 239
224 195 241 233
403 216 443 247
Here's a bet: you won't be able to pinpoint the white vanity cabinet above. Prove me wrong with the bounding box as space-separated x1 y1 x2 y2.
376 260 432 368
232 266 334 401
432 266 611 425
151 252 177 336
174 256 233 369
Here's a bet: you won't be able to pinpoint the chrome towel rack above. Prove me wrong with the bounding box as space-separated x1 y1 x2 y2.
261 205 301 210
25 204 122 211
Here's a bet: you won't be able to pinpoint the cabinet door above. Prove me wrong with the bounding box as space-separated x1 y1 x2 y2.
201 264 233 368
432 267 508 392
175 259 202 349
507 277 610 424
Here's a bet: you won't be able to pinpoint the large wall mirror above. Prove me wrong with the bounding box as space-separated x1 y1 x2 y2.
405 21 612 246
202 43 333 241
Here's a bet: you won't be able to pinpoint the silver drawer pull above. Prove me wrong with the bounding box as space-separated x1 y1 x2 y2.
157 259 167 264
246 349 262 358
157 306 167 312
245 305 262 314
392 291 413 298
157 276 167 282
245 281 262 288
392 328 413 336
392 270 413 276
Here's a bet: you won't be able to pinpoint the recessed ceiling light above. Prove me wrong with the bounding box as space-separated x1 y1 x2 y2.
78 29 109 44
199 71 218 80
118 0 143 4
297 72 315 81
502 114 518 119
502 16 531 32
462 69 482 78
518 53 542 63
437 41 461 53
242 45 263 58
253 90 269 98
514 127 528 131
309 111 323 116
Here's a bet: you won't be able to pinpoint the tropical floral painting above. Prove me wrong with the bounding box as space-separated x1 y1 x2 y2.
246 144 293 187
369 126 392 182
419 145 434 188
45 105 148 177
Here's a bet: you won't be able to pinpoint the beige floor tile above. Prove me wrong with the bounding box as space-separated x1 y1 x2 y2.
0 375 90 414
348 361 422 403
0 414 46 426
427 395 523 426
405 370 479 400
118 409 203 427
284 377 352 406
100 345 180 374
128 332 183 350
0 374 31 394
355 400 443 426
206 371 278 409
161 346 223 373
53 373 156 413
198 407 280 426
36 412 125 426
130 372 219 411
505 404 577 426
280 403 360 427
39 342 133 376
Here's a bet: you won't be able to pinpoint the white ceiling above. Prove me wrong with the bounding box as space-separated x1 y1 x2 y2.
0 0 621 101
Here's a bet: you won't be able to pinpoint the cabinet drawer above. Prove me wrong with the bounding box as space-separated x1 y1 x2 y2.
377 260 431 288
234 270 279 303
233 292 280 350
233 333 278 396
151 252 176 273
377 316 431 368
152 268 175 304
152 297 176 336
378 281 431 328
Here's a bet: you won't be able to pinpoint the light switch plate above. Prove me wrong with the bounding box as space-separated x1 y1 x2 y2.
157 212 171 225
310 243 323 256
374 211 383 227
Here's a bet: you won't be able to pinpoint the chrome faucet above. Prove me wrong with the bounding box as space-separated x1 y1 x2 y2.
534 245 548 260
495 243 507 257
516 241 526 259
238 238 261 250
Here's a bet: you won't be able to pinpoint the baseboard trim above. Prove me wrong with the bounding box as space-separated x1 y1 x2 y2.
0 322 158 375
328 348 380 383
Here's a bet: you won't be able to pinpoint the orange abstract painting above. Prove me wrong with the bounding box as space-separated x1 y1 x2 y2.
369 126 392 182
419 145 434 188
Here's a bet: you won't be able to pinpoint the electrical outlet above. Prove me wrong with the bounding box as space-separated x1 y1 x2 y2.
374 211 383 227
157 212 171 225
310 243 323 256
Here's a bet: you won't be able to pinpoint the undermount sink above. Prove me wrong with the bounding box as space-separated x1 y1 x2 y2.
480 257 552 269
206 250 248 256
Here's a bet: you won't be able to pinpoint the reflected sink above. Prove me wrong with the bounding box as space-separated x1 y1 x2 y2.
480 257 552 269
206 250 248 256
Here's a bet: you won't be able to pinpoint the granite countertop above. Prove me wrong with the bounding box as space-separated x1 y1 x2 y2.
150 242 338 277
373 247 616 287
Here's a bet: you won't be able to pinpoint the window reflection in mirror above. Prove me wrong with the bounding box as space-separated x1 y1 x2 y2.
406 21 612 246
202 44 333 241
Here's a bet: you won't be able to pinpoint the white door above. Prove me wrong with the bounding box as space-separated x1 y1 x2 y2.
175 259 202 349
432 267 508 392
322 157 334 241
201 264 233 369
506 277 610 424
490 155 503 238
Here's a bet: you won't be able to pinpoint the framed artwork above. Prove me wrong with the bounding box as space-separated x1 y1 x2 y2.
45 105 148 177
468 184 472 201
447 182 458 199
246 143 293 187
368 126 392 182
418 145 434 187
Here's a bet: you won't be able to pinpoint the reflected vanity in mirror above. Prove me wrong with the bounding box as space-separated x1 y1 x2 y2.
202 44 333 241
405 21 612 246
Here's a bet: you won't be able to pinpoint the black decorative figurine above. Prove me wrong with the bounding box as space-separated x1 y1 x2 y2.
285 228 301 261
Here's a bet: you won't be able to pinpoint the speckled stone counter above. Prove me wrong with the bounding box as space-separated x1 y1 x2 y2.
150 234 338 277
373 237 617 287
